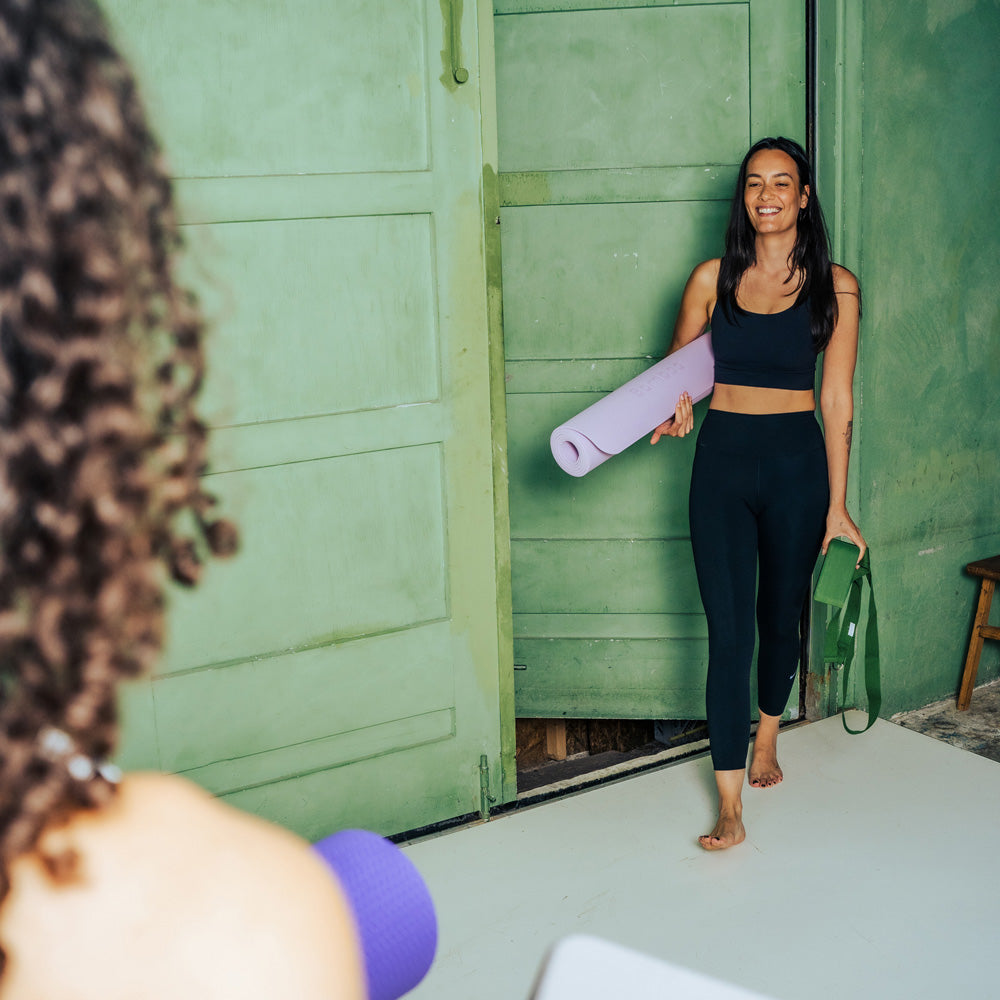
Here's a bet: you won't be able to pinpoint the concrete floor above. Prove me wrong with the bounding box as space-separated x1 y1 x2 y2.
892 678 1000 762
403 700 1000 1000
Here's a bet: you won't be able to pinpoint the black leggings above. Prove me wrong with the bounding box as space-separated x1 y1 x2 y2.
689 410 829 771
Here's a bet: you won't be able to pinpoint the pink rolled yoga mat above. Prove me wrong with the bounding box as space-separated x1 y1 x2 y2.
549 333 715 477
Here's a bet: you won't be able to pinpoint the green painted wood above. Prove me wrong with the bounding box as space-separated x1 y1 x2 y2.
106 1 429 177
160 449 448 675
106 0 510 836
174 173 438 226
512 636 795 720
220 744 478 843
514 638 710 718
497 0 807 720
749 0 806 140
505 359 659 394
814 0 863 271
506 394 702 539
499 165 739 208
202 405 445 474
478 2 518 807
808 0 865 719
495 6 750 173
496 1 737 18
190 216 440 426
513 539 703 613
514 613 707 641
116 679 158 771
156 625 457 782
500 200 730 361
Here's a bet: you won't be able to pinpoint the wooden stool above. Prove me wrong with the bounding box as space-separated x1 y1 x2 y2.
958 555 1000 710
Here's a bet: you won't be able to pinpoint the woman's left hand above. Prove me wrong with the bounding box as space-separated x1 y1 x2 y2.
822 506 866 565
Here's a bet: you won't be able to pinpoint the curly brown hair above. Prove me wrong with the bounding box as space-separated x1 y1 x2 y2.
0 0 234 972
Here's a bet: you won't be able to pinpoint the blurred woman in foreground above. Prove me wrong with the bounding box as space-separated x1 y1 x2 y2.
0 2 363 995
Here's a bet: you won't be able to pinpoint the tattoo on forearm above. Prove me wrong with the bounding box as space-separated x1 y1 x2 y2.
844 420 853 454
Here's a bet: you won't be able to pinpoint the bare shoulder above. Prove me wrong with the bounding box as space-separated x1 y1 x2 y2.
3 773 365 1000
668 258 720 350
690 257 721 290
832 264 860 296
137 775 366 996
120 773 363 944
676 258 720 329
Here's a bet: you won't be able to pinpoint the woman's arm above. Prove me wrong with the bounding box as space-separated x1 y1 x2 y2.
650 259 718 442
819 265 866 562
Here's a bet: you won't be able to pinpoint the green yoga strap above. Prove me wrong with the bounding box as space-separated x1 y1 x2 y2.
823 549 881 734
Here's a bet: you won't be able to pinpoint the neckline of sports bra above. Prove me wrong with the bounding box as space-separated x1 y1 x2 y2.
713 298 804 319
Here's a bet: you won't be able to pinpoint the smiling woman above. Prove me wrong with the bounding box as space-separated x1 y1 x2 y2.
743 151 809 236
650 136 864 851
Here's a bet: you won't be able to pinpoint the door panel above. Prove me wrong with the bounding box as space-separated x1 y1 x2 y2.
194 216 441 425
495 5 749 172
108 0 509 839
497 0 805 719
154 625 457 786
105 1 429 176
160 448 448 673
501 201 731 360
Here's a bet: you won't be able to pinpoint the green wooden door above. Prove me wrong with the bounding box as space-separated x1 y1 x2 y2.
496 0 806 719
106 0 512 838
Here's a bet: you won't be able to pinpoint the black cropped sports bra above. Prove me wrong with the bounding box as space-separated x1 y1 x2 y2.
710 298 817 391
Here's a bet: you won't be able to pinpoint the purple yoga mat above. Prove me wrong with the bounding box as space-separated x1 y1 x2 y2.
314 829 437 1000
549 333 715 477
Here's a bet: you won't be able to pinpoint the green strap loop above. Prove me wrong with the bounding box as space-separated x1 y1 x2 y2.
823 549 881 733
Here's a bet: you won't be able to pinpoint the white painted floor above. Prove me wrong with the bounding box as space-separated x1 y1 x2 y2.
404 715 1000 1000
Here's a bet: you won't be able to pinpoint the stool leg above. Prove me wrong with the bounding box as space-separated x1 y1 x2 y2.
958 578 996 710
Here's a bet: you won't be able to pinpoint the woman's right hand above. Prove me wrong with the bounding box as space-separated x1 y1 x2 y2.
650 391 694 443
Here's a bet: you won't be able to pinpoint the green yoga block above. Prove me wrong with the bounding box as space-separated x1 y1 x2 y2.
814 537 861 608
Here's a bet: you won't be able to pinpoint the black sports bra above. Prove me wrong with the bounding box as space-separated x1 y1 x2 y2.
710 299 817 391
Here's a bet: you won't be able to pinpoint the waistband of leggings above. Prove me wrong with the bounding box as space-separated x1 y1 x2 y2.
697 408 822 455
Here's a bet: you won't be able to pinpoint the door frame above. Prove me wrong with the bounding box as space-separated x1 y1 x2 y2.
478 0 517 804
480 0 865 736
807 0 865 719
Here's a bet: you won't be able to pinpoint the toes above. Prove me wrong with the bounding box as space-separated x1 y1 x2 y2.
750 769 782 789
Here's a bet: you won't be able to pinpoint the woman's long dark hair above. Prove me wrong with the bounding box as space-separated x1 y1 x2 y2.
717 136 841 352
0 0 235 976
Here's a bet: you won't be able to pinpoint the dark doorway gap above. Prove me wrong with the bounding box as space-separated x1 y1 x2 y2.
515 718 710 793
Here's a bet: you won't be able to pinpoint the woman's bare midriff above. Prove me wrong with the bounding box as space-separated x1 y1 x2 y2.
710 383 815 415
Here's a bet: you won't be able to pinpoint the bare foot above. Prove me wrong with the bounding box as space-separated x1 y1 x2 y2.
698 812 745 851
749 745 783 789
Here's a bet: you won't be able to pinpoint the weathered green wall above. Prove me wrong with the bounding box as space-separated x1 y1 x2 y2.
854 0 1000 712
